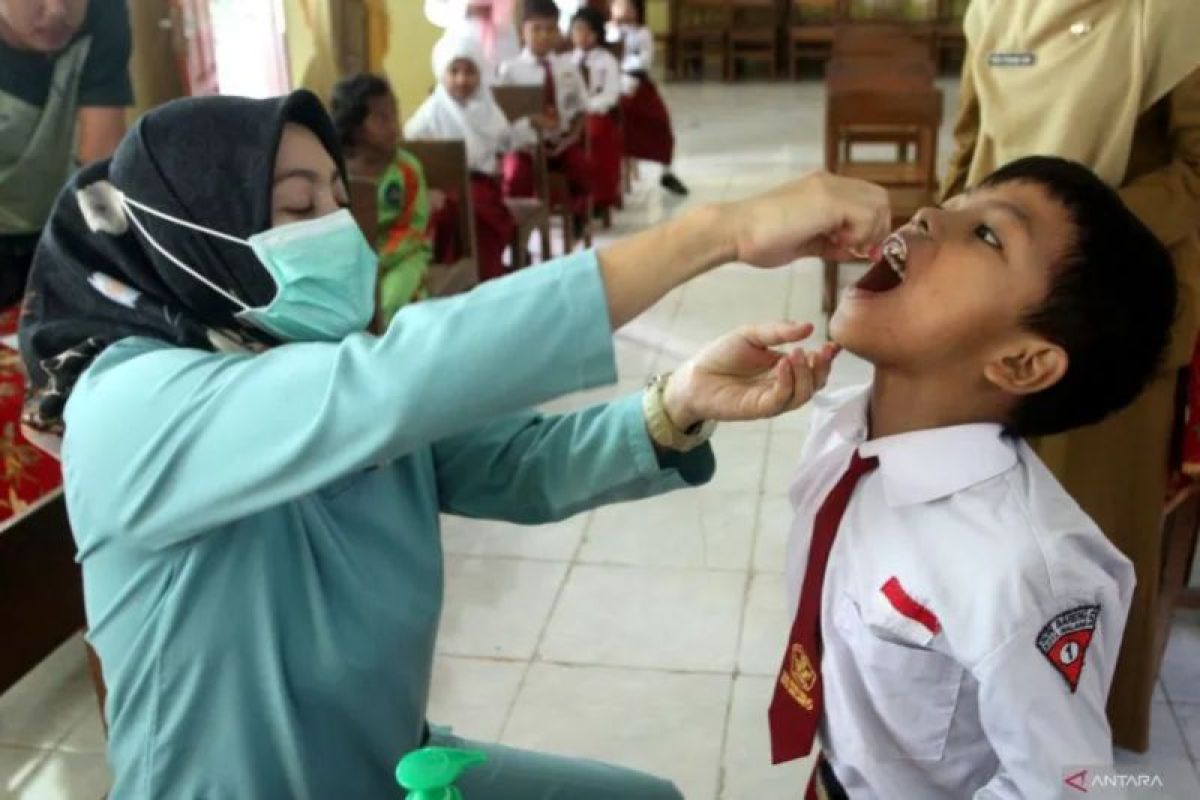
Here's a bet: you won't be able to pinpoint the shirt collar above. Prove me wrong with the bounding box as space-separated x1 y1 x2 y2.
823 385 1019 507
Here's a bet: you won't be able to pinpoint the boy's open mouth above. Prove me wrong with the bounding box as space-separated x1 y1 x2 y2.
854 234 907 293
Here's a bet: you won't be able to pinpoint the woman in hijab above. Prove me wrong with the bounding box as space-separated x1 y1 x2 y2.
940 0 1200 752
406 33 536 281
20 88 888 797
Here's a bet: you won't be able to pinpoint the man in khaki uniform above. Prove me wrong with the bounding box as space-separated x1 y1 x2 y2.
940 0 1200 751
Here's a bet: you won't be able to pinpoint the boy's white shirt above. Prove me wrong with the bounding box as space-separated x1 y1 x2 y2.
784 383 1133 800
572 47 621 114
496 48 588 141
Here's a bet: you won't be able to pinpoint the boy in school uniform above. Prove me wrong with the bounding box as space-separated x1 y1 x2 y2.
497 0 593 237
766 156 1177 799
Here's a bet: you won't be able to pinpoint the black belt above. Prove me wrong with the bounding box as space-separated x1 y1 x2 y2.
817 757 850 800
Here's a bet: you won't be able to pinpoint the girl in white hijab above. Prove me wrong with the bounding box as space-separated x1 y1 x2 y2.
405 33 523 280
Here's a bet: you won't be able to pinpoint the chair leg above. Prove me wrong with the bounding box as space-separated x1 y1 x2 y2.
513 229 527 270
539 220 551 261
583 197 594 247
561 211 574 253
822 259 839 316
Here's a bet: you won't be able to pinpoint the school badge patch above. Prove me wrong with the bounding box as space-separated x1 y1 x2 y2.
1036 605 1100 693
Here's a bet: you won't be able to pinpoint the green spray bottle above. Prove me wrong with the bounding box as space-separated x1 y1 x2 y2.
395 746 487 800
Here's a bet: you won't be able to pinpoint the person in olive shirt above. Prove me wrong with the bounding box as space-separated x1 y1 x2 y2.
0 0 132 307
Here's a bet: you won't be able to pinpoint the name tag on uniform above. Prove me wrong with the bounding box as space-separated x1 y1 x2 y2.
988 51 1036 68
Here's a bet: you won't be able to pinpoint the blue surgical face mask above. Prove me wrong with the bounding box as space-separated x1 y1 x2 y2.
119 195 377 342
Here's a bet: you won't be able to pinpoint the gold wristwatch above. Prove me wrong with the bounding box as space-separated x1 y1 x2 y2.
643 373 716 453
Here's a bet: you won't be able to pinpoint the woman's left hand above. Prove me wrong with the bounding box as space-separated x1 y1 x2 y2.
662 321 839 430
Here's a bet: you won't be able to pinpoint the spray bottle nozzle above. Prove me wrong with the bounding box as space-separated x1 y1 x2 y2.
396 746 488 800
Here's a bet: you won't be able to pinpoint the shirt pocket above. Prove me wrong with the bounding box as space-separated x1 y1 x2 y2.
832 591 963 762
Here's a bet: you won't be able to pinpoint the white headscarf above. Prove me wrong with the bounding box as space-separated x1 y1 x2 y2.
404 33 514 175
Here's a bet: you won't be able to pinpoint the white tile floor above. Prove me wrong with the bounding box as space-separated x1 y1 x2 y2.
4 81 1200 799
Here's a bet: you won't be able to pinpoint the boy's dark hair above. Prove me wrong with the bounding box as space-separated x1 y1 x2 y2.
330 73 391 149
572 7 607 41
981 156 1177 437
524 0 560 23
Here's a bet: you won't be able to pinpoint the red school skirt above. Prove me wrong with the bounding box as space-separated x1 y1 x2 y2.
619 73 675 166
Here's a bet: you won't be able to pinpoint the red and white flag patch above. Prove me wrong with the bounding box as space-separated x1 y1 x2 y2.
1036 605 1100 693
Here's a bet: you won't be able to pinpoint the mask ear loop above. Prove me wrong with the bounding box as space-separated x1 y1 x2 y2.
119 195 252 312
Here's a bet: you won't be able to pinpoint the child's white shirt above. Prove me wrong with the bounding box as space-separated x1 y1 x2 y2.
497 49 588 139
572 47 621 114
784 384 1133 799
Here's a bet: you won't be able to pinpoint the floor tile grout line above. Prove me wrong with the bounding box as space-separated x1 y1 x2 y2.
1165 699 1199 764
443 550 774 574
0 741 63 753
715 400 781 797
493 511 599 743
450 655 768 680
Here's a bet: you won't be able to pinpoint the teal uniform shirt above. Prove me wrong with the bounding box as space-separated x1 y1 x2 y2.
62 251 714 799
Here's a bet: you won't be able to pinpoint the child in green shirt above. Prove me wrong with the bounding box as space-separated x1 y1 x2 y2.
333 74 442 323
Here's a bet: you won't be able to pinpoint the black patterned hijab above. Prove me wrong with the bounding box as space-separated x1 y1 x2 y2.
19 90 345 434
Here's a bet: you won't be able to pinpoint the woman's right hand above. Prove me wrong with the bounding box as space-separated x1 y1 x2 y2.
724 172 891 268
597 172 890 330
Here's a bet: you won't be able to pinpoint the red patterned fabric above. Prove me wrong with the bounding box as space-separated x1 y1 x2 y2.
0 305 62 523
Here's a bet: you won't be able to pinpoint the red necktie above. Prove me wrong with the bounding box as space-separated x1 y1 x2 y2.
768 449 879 765
539 57 557 113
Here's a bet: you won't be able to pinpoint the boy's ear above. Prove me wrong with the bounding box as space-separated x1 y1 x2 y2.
983 336 1068 396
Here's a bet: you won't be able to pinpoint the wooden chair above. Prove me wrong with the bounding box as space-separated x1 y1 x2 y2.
491 85 555 266
826 23 936 163
672 0 732 80
402 140 480 297
788 0 845 77
822 87 942 314
492 85 593 256
824 53 935 161
0 494 82 695
347 177 388 330
727 0 782 81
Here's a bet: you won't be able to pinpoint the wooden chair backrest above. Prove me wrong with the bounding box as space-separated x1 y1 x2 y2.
844 0 936 22
825 88 943 185
824 54 935 92
348 178 379 246
492 84 546 124
677 0 734 32
401 139 478 261
791 0 845 25
488 85 555 206
732 0 781 27
831 23 932 61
